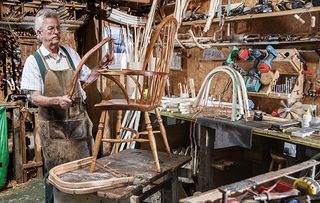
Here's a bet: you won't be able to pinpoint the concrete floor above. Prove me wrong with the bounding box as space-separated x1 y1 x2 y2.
0 179 45 203
0 179 164 203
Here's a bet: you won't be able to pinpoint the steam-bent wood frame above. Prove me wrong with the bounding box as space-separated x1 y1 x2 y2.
48 157 134 194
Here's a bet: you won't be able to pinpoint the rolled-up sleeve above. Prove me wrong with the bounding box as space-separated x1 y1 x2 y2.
21 55 43 92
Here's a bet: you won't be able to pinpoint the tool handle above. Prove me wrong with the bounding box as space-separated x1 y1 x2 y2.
311 16 316 28
294 14 305 24
267 189 300 200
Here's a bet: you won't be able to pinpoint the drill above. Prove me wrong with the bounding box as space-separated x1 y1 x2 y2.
225 46 239 65
259 45 278 73
250 49 266 76
239 48 266 92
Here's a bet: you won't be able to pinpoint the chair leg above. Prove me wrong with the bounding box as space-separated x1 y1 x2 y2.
114 110 122 154
155 108 171 154
90 111 107 173
144 112 161 172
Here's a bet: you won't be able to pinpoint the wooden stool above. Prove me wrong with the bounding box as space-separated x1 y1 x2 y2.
269 152 287 171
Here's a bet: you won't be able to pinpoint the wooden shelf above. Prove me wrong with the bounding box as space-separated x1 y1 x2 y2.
242 49 304 100
0 20 84 30
182 7 320 26
248 91 303 100
177 39 320 48
3 0 87 9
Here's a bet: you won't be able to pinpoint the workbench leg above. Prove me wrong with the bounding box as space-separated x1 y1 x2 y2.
13 107 23 183
162 170 178 203
33 111 43 178
197 126 215 192
20 109 28 182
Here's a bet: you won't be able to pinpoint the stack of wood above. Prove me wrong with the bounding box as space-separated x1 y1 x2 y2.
160 97 195 114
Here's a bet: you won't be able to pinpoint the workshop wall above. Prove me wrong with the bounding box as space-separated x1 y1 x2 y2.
170 8 320 115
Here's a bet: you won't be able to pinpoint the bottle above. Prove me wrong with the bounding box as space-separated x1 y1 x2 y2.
302 108 312 128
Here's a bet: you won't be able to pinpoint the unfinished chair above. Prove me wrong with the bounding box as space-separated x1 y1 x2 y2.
91 15 178 173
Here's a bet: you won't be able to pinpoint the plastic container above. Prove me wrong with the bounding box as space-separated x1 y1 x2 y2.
302 108 312 128
0 106 8 188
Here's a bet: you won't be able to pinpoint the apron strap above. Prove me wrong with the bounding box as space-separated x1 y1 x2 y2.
32 51 47 82
60 46 76 71
33 46 76 82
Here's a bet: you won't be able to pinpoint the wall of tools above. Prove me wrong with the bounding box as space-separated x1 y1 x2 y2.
0 29 22 102
0 0 88 102
168 0 320 115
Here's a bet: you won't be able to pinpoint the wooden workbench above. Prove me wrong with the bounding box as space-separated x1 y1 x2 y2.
152 111 320 192
155 111 320 150
53 149 191 203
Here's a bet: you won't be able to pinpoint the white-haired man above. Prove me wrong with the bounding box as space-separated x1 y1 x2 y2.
21 9 93 203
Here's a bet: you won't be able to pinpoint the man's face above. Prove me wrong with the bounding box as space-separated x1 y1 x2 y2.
38 17 60 46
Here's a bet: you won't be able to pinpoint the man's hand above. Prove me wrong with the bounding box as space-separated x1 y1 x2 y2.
58 96 72 109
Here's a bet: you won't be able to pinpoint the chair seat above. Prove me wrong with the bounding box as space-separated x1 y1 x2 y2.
95 99 158 111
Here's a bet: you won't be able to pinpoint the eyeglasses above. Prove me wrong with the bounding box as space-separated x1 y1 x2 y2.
42 26 60 33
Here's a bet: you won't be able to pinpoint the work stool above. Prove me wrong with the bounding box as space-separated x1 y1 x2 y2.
269 152 287 171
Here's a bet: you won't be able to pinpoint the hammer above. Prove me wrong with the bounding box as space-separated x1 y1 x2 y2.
259 45 278 73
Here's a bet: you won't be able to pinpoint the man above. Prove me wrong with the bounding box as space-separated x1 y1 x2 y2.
21 9 94 203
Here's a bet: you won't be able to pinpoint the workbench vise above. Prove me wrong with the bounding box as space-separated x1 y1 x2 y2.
259 45 278 73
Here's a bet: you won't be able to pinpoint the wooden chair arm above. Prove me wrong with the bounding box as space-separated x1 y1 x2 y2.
68 37 114 99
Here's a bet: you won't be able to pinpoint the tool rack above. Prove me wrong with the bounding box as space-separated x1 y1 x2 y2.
237 49 305 101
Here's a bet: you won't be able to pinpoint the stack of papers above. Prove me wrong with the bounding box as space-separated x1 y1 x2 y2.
291 128 315 137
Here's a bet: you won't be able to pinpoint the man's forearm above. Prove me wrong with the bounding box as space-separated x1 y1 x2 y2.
30 92 60 107
29 90 72 108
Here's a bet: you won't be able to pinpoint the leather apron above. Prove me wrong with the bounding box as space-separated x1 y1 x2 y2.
37 52 93 171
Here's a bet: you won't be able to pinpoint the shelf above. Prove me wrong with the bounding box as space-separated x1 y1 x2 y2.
242 49 305 100
3 0 87 9
177 39 320 48
0 20 84 30
182 7 320 26
248 92 303 100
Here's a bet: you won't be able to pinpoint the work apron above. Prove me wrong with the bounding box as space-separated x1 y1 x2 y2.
38 56 93 171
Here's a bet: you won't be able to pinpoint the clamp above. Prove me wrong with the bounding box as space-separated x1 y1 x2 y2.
293 177 320 195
